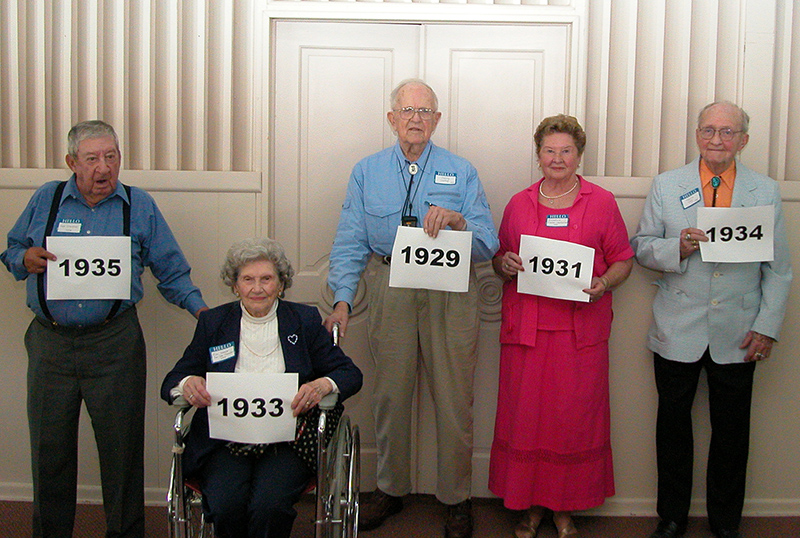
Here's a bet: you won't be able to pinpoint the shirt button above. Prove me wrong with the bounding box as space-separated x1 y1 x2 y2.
87 230 92 235
713 272 721 278
78 303 84 308
711 299 719 306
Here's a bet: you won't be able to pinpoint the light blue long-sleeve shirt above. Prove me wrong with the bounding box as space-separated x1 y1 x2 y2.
1 175 207 326
328 141 499 307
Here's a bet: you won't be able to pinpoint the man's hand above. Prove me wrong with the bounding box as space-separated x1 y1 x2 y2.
323 301 350 337
741 330 774 362
23 247 56 274
423 205 466 238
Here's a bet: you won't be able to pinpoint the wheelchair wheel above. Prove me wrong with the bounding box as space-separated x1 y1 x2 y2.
316 415 360 538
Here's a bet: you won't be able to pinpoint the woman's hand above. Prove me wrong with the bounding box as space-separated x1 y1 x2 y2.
583 276 609 303
493 252 524 280
183 375 211 408
291 378 334 417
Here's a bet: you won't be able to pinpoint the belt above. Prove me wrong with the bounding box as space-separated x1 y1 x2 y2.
34 305 136 336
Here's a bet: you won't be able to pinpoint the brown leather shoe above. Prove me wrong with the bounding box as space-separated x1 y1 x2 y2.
359 488 403 531
445 499 473 538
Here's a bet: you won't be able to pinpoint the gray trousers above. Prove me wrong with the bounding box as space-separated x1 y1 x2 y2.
367 256 479 505
25 306 146 538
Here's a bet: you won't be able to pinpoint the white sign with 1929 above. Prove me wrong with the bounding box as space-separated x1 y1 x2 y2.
46 236 132 300
206 372 298 444
389 226 473 293
517 235 595 303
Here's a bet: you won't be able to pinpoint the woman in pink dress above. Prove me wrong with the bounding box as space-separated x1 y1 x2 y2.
489 115 634 537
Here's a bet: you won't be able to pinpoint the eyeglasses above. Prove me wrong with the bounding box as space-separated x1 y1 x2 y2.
394 107 435 120
697 127 743 141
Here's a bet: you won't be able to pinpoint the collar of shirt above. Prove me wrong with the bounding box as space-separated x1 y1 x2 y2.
393 139 433 167
700 159 736 208
62 174 129 208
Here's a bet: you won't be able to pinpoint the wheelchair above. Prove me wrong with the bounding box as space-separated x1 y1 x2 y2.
168 380 360 537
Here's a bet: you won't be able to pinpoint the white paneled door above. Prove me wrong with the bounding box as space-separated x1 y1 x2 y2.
271 19 574 497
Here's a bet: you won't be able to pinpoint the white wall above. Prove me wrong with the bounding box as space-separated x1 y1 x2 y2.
0 0 798 516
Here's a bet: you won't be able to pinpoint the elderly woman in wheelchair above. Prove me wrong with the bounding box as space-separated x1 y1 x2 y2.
161 237 362 538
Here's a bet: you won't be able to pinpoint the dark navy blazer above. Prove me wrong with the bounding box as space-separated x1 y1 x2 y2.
161 299 363 476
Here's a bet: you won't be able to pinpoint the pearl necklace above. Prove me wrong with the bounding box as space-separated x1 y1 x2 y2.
539 178 579 205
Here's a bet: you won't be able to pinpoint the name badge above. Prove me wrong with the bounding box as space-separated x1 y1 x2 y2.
57 219 82 233
46 236 132 300
546 214 569 227
517 235 595 302
434 172 457 185
389 226 472 292
210 342 236 364
206 372 298 444
696 206 774 263
680 188 701 209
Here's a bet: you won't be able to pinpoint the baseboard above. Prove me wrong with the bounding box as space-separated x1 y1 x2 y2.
3 482 799 516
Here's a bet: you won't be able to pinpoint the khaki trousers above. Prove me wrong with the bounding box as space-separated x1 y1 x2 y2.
367 255 479 505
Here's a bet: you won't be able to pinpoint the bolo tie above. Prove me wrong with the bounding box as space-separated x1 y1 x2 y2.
711 176 721 207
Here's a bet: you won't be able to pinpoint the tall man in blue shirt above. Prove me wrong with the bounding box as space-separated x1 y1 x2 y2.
324 79 498 538
1 120 208 538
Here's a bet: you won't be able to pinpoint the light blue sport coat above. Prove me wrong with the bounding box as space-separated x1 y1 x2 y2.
631 158 792 364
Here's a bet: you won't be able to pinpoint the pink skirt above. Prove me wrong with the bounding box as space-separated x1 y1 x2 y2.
489 331 615 511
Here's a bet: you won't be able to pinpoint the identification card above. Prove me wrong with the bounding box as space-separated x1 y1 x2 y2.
680 188 701 209
517 235 595 302
46 236 132 300
696 206 774 263
389 226 472 292
207 372 298 444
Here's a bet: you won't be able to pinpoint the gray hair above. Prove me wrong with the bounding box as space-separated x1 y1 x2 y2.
67 120 120 158
390 78 439 112
220 238 294 291
697 101 750 133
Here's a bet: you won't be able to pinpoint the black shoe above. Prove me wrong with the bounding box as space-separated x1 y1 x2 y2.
359 488 403 531
713 530 743 538
648 520 687 538
445 499 473 538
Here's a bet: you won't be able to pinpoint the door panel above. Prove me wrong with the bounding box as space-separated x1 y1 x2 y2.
272 21 420 489
272 20 572 496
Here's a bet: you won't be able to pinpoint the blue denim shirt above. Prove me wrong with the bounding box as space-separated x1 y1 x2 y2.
328 141 498 307
1 175 206 326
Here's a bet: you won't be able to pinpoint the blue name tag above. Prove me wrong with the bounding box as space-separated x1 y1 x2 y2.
546 214 569 227
210 342 236 363
680 188 701 209
434 172 457 185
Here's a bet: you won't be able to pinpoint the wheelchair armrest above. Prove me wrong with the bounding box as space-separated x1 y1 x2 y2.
319 393 338 411
173 406 193 447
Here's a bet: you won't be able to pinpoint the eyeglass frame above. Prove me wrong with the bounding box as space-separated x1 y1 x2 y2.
696 126 744 141
393 107 436 121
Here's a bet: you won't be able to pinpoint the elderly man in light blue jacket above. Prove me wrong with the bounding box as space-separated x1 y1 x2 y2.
632 101 792 538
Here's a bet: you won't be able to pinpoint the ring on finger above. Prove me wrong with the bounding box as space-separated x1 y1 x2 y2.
685 233 691 241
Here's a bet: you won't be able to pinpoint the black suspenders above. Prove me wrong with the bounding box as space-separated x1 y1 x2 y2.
37 182 132 324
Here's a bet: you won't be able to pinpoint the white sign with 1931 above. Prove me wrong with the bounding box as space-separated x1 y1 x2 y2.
517 235 595 303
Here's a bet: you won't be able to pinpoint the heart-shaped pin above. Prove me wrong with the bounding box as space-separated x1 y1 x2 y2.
288 334 298 345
